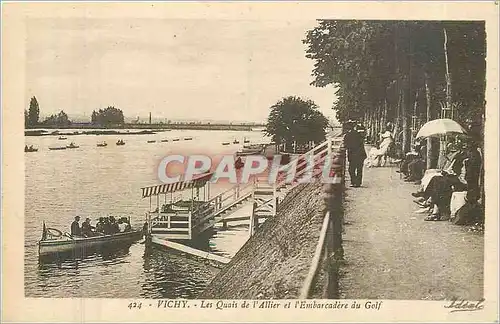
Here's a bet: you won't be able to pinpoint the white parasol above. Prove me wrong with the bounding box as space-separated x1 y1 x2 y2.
415 118 467 139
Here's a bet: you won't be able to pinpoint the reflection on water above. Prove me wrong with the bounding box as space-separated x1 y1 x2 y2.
25 129 267 298
141 248 219 299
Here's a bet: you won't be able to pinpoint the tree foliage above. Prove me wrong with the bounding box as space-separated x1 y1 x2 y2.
27 96 40 127
91 106 125 126
42 110 71 127
265 96 329 147
304 20 486 152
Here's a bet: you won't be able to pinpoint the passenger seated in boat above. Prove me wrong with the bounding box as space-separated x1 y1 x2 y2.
109 216 120 234
120 217 132 231
102 217 112 234
118 219 127 232
95 217 105 233
81 218 96 237
71 216 82 237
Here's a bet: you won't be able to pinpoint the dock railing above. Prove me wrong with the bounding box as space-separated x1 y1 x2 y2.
192 181 255 226
275 139 330 188
299 144 346 299
249 134 344 237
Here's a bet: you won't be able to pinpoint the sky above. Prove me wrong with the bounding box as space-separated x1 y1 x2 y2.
26 18 337 123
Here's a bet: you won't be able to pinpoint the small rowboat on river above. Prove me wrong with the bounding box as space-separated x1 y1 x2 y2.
66 142 79 149
25 145 38 152
236 144 265 156
38 223 142 256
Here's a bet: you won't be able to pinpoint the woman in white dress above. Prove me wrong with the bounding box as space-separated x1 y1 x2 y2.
370 126 394 167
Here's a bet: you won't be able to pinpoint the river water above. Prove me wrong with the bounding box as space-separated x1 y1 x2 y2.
24 129 269 298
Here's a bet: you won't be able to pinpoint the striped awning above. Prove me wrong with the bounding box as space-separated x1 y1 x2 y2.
141 173 213 198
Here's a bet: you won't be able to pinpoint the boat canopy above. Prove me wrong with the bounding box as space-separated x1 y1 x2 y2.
141 172 213 198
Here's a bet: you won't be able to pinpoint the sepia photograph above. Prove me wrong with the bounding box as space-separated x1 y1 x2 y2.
2 2 499 323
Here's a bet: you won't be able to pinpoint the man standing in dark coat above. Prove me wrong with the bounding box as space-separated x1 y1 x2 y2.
71 216 82 237
344 121 367 187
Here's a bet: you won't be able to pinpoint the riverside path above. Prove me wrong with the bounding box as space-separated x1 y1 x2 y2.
340 163 484 300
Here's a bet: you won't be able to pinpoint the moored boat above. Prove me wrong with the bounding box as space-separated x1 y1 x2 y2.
58 136 67 140
116 139 125 146
49 146 67 151
243 138 250 143
222 142 230 146
97 141 108 147
38 225 142 257
160 139 169 142
233 139 240 144
184 137 193 141
172 138 180 142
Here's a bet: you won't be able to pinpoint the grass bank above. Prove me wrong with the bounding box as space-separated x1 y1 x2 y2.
199 182 328 299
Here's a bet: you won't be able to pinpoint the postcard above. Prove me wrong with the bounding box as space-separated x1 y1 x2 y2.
2 1 498 323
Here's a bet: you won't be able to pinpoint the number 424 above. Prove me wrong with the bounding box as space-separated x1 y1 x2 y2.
128 302 142 310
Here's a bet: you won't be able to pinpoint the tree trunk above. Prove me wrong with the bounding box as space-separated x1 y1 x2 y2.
402 98 409 153
402 81 411 154
412 89 419 148
393 89 402 146
444 27 453 118
370 109 376 144
424 73 438 169
438 26 453 167
383 99 388 133
375 105 380 139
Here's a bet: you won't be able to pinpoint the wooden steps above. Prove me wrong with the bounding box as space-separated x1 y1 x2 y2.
192 192 253 235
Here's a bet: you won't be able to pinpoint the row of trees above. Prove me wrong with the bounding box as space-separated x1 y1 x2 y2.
91 107 125 126
25 96 70 127
42 111 71 127
304 20 486 165
24 96 125 128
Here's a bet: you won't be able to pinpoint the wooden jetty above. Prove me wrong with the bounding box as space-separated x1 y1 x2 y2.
150 236 231 264
140 134 342 262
